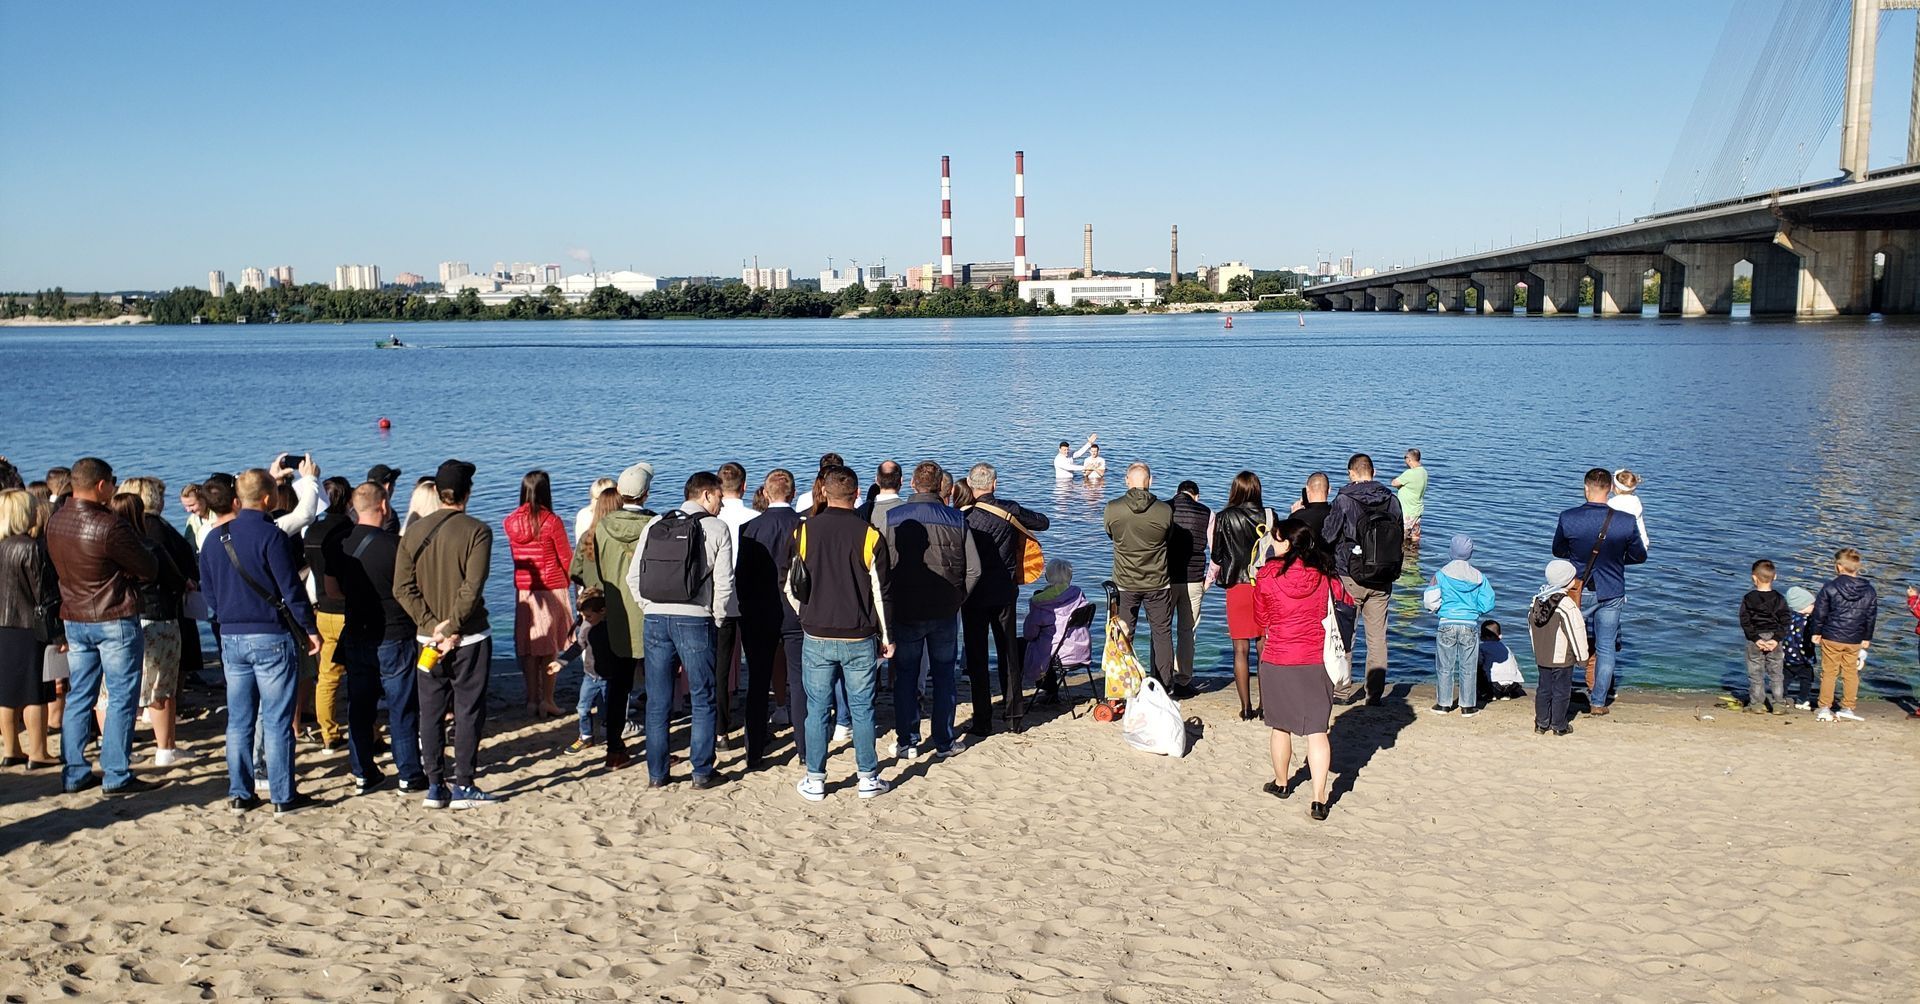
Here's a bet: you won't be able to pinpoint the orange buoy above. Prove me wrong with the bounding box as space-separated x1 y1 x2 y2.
377 417 392 430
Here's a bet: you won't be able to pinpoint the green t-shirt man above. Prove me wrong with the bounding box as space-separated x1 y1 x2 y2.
1393 458 1428 524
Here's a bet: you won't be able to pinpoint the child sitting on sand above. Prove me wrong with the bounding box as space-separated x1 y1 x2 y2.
1781 586 1818 711
549 589 614 753
1477 620 1526 701
1608 469 1650 550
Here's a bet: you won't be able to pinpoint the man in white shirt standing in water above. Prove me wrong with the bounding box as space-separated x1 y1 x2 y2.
1053 434 1098 480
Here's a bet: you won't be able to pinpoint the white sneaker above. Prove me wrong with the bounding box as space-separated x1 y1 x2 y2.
1815 709 1835 722
857 774 891 799
1794 701 1811 711
832 724 852 744
622 721 642 740
889 741 918 760
1834 708 1864 722
152 748 188 767
935 736 968 758
254 778 270 793
795 775 826 802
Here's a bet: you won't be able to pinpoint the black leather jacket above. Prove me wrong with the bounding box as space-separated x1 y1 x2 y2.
0 533 58 634
1211 504 1273 587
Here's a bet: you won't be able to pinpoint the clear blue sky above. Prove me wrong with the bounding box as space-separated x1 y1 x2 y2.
2 1 1915 290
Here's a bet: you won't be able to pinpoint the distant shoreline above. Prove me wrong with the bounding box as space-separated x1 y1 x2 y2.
0 315 149 327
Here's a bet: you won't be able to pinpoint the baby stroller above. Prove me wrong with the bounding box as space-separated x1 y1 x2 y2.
1092 579 1147 721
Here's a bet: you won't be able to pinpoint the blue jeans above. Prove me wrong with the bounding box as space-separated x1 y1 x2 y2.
1435 622 1478 709
222 633 300 803
62 618 144 789
892 617 957 751
802 635 880 777
1588 596 1625 707
339 638 425 785
643 614 718 782
576 673 607 739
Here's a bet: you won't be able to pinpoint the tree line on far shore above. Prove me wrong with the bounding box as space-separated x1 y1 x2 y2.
120 280 1157 324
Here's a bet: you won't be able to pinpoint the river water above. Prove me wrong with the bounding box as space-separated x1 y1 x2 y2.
3 313 1917 698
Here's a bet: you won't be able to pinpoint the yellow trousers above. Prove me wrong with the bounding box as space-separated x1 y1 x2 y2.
313 611 347 743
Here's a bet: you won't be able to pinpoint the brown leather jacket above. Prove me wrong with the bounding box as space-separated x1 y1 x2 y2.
46 498 156 622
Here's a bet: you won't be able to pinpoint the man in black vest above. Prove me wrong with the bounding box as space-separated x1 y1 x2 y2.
1166 480 1210 699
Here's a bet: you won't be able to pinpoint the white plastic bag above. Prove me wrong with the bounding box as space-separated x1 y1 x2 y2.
1322 592 1352 687
1121 678 1187 757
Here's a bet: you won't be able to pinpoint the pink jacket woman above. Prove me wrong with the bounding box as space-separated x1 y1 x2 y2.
505 504 572 592
1253 555 1353 667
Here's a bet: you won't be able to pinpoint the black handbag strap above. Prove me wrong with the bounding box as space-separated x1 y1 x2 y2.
1579 509 1616 584
220 528 300 634
406 512 453 568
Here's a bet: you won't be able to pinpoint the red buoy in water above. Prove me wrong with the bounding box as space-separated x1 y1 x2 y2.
378 417 392 430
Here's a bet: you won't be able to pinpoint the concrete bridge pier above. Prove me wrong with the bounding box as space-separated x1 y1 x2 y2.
1774 227 1920 315
1663 243 1756 315
1585 254 1663 316
1526 263 1589 314
1366 286 1400 311
1393 283 1431 311
1469 271 1523 314
1429 277 1471 312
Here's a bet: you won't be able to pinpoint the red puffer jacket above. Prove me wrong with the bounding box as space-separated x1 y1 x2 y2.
504 505 573 592
1253 558 1353 666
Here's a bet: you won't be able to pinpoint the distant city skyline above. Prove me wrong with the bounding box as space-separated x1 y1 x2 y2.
2 1 1916 290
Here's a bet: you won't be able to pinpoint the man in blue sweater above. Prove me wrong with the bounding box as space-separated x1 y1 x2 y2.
1551 468 1648 715
199 469 320 815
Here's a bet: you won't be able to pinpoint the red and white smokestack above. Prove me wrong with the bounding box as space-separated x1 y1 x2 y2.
1013 150 1027 281
940 155 955 289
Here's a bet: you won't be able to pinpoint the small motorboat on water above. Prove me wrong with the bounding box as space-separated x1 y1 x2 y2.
375 336 407 349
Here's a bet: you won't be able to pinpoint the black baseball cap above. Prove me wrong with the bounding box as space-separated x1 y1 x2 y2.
434 459 475 499
367 463 401 485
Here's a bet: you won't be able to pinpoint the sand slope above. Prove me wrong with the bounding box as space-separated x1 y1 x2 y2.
0 682 1914 1002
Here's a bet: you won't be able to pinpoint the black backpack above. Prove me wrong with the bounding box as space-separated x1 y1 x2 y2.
637 510 707 604
1348 497 1403 586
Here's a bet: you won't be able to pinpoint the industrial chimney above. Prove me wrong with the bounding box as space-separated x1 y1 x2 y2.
1083 224 1093 277
1013 151 1027 282
1170 225 1179 284
941 156 954 289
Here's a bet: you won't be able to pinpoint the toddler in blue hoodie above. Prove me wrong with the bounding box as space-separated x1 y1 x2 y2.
1423 534 1497 716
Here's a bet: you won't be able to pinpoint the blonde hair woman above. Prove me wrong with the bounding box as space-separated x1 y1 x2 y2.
0 489 59 767
403 479 440 534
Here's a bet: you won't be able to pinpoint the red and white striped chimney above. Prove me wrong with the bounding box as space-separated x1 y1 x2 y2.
1013 150 1027 281
940 155 954 289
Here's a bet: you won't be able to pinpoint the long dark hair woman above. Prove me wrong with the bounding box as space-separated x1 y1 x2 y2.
1251 517 1353 821
1211 471 1277 721
506 469 574 717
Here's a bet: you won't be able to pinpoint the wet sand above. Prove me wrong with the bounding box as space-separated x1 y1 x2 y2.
1 679 1914 1002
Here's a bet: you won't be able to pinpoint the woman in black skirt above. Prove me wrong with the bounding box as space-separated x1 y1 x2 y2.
0 489 60 767
1251 519 1354 820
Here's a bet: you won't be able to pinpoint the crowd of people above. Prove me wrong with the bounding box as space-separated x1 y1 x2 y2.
0 444 1913 822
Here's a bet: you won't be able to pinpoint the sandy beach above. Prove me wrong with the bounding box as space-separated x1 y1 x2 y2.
1 676 1914 1002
